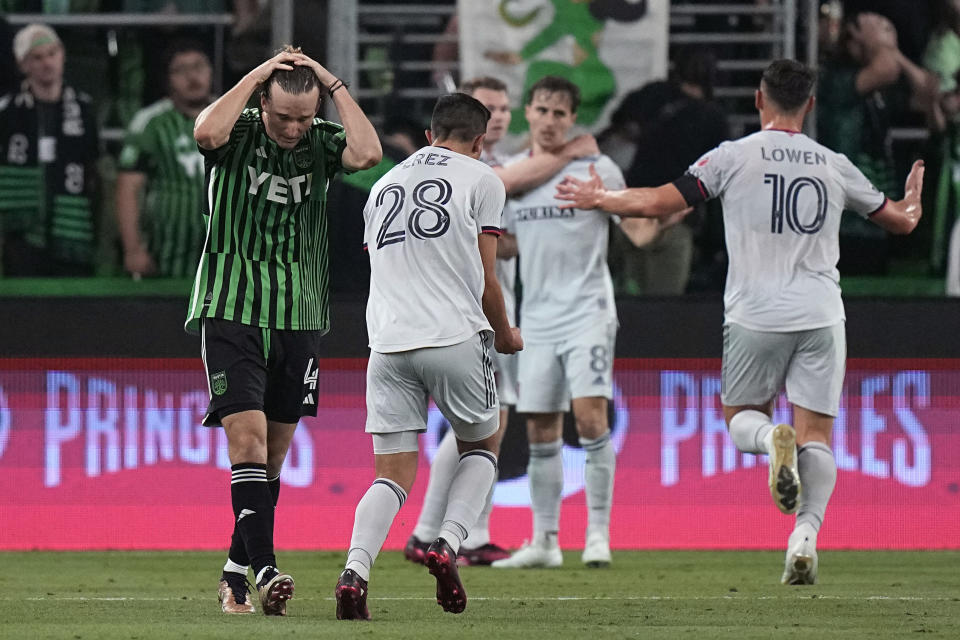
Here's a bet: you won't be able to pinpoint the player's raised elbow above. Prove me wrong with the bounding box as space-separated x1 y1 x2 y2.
887 215 920 235
193 126 224 151
345 144 383 171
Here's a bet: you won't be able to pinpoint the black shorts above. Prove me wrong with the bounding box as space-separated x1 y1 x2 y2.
201 318 324 426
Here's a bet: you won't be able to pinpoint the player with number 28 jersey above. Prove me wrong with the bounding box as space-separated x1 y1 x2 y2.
363 146 506 352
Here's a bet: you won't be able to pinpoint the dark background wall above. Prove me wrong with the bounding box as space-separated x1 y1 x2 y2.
2 295 957 358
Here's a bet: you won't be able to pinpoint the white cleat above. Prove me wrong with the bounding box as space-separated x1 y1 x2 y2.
781 530 819 585
581 532 611 568
769 424 801 514
491 538 563 569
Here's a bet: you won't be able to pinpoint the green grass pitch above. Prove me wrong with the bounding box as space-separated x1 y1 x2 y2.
3 550 958 639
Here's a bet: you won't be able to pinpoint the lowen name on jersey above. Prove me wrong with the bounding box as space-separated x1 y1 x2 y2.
247 166 312 204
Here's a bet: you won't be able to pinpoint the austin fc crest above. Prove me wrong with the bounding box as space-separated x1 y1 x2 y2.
293 141 314 170
211 371 228 396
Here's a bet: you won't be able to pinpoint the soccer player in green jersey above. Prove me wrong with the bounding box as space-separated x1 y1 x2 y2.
188 46 381 616
116 40 212 278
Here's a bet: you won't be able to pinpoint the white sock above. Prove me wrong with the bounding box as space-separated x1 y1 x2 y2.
222 559 248 575
581 431 615 536
528 438 563 540
412 430 458 542
440 450 498 555
345 478 406 582
460 468 497 550
728 409 775 454
795 441 837 534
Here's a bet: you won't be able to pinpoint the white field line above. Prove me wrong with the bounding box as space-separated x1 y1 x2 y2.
22 595 960 602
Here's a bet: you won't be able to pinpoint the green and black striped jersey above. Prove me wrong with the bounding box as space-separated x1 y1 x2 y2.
185 107 348 334
119 99 205 277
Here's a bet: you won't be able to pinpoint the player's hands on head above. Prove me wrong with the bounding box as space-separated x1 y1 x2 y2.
248 51 298 85
555 163 605 210
562 134 599 161
495 327 524 355
290 52 337 87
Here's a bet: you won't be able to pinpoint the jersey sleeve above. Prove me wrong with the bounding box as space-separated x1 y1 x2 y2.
835 152 887 217
473 170 507 235
686 141 735 200
199 108 258 163
314 119 349 176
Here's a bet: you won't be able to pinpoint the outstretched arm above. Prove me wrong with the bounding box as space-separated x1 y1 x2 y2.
871 159 924 235
555 163 691 218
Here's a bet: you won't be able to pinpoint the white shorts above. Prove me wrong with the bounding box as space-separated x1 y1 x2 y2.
517 321 616 413
721 321 846 417
366 332 500 443
492 350 519 407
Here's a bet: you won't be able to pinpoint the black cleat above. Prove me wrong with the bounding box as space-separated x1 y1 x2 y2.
426 538 467 614
457 543 511 566
403 535 430 565
335 569 371 620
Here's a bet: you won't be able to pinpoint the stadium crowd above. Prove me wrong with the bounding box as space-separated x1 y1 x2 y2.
0 0 958 293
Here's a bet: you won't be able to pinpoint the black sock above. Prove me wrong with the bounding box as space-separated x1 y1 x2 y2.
230 463 276 578
227 473 281 568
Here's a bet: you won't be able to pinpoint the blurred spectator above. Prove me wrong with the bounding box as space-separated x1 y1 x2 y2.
0 23 101 276
431 13 458 91
817 11 934 274
842 0 933 63
924 0 960 279
604 47 729 295
115 39 212 278
118 0 227 125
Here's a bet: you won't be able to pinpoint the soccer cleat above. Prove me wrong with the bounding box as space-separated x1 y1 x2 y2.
457 543 511 566
491 537 563 569
425 538 467 614
581 532 612 568
768 424 801 514
335 569 371 620
218 574 255 614
781 530 819 585
257 567 294 616
403 535 431 565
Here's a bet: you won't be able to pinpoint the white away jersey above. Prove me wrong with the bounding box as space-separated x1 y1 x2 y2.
481 147 517 324
364 145 506 352
505 153 625 343
687 129 886 331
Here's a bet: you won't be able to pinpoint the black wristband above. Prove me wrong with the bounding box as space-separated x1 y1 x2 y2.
328 78 348 97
